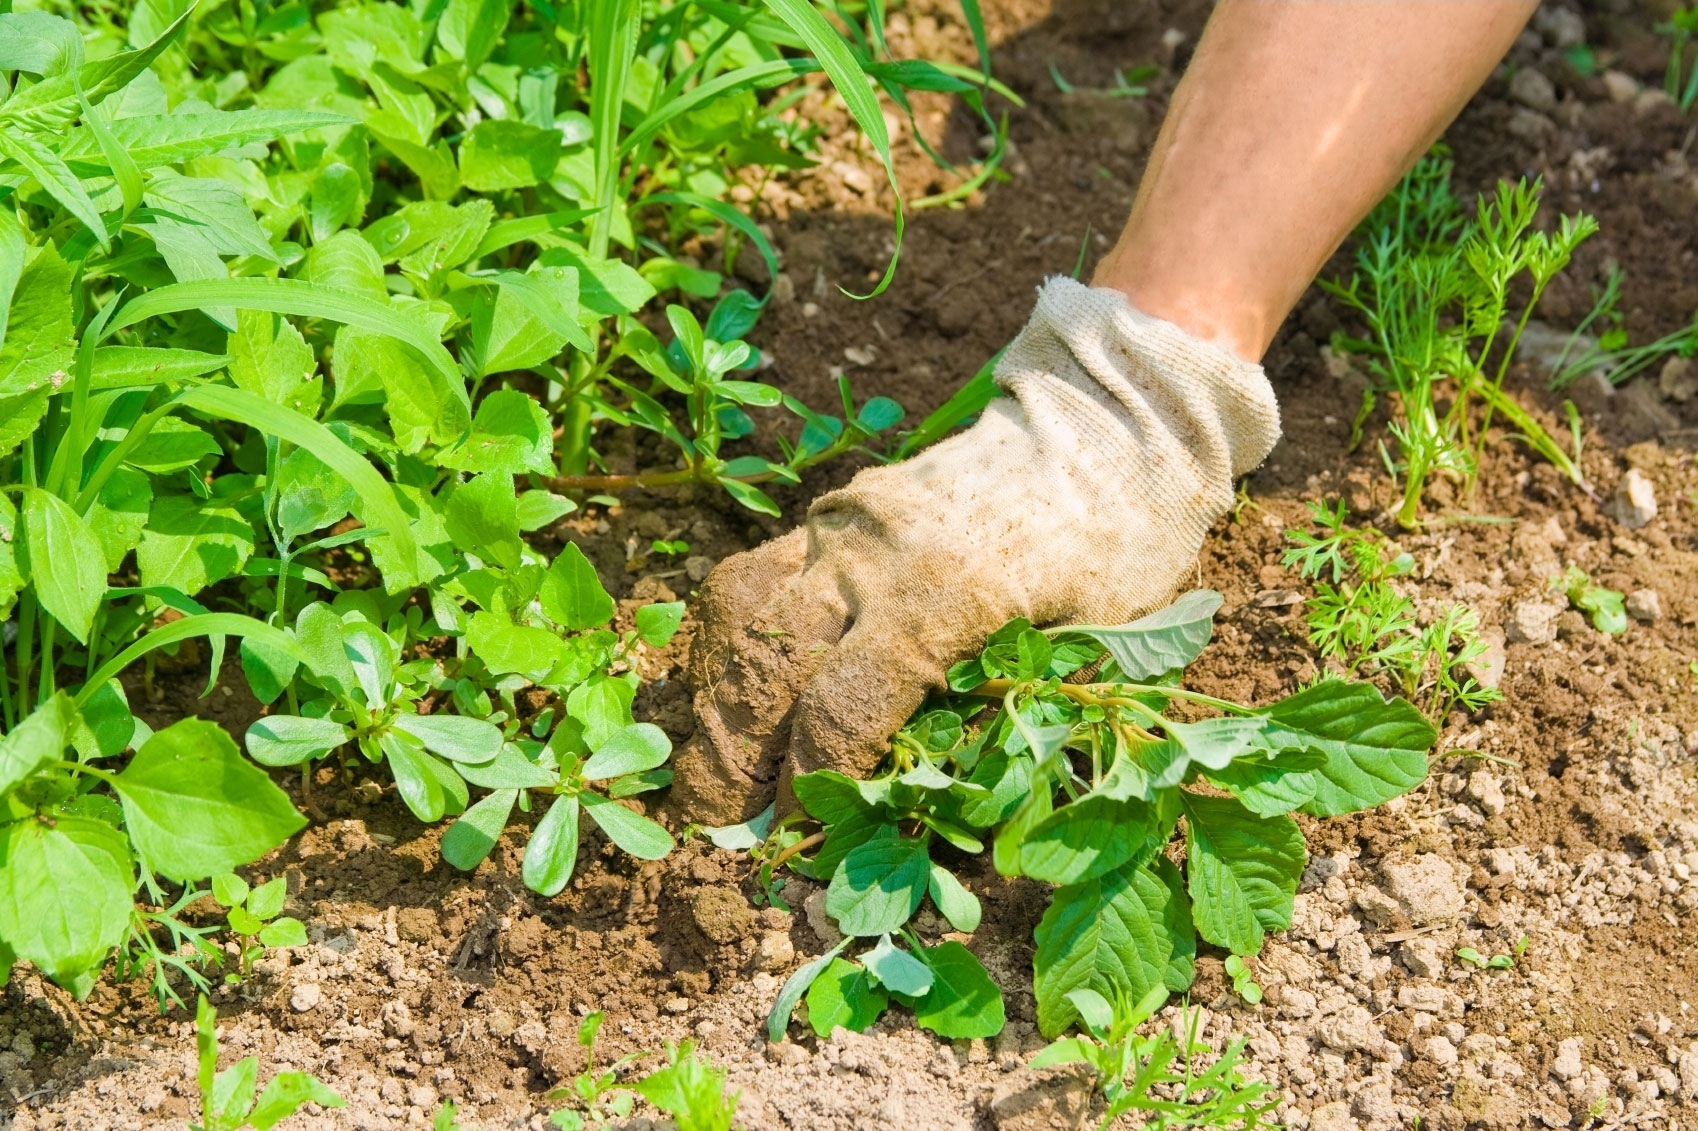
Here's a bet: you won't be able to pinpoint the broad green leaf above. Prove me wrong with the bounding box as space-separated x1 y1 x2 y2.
1258 680 1435 817
0 691 74 797
0 12 83 76
960 750 1032 828
445 471 522 570
0 230 71 399
806 957 887 1037
703 802 775 851
391 713 504 764
248 877 287 920
136 494 254 599
1032 858 1194 1037
245 716 351 767
540 542 615 629
538 247 654 316
992 776 1052 877
441 788 516 871
208 1055 259 1125
439 388 554 475
113 718 306 881
21 487 107 643
123 418 221 474
382 731 446 822
1 7 189 132
718 477 780 517
927 864 982 933
434 0 511 68
522 795 580 897
460 119 561 191
87 468 151 573
862 934 932 995
914 941 1004 1039
211 872 249 908
71 679 131 761
464 275 571 377
0 205 23 362
300 231 386 300
634 601 685 647
826 836 929 937
256 917 309 949
466 611 564 680
228 310 320 417
275 448 355 542
582 722 671 780
766 938 850 1041
0 816 133 992
294 602 356 697
516 491 575 532
581 792 673 859
143 172 277 261
1049 589 1221 682
247 1071 345 1130
456 745 556 789
1201 759 1319 818
791 769 875 827
1182 792 1305 955
1017 793 1163 886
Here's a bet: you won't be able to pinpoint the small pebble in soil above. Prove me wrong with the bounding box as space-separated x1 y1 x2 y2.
289 983 323 1013
1611 468 1658 528
1626 588 1662 622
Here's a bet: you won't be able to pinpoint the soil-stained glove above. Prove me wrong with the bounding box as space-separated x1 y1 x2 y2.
671 276 1280 824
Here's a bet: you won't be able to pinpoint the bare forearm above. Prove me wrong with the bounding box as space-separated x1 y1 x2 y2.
1094 0 1538 362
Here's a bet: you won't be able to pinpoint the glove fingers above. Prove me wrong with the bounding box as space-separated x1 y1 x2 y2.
777 625 942 814
670 541 851 825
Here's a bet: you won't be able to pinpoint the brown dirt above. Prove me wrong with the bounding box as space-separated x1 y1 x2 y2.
7 1 1698 1129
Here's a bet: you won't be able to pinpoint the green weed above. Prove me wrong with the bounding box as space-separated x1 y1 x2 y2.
191 995 342 1130
1546 265 1698 392
1283 500 1501 720
1555 566 1626 635
1029 986 1279 1131
0 0 1005 1005
1660 6 1698 112
1324 151 1597 527
765 589 1436 1042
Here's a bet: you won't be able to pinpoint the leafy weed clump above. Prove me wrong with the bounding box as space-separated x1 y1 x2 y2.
762 590 1436 1042
0 0 1008 1005
1324 151 1598 527
1283 499 1501 720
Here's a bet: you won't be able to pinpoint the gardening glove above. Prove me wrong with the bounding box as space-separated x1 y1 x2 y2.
670 276 1281 825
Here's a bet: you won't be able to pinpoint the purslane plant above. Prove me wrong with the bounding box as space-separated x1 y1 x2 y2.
767 591 1437 1041
1324 152 1598 527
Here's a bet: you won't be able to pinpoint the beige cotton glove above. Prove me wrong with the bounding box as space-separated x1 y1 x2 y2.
670 275 1281 825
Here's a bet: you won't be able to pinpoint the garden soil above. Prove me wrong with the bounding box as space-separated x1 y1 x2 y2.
8 1 1698 1128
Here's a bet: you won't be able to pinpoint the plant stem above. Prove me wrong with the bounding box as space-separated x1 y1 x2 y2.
971 678 1255 716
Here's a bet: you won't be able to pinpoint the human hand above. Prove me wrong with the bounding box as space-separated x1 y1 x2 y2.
669 277 1280 824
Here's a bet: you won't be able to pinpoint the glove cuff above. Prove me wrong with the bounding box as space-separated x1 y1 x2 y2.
994 276 1281 480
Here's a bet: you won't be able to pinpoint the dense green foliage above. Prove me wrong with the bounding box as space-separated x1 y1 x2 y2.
1284 499 1500 720
764 590 1436 1043
0 0 998 1002
1324 153 1597 528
